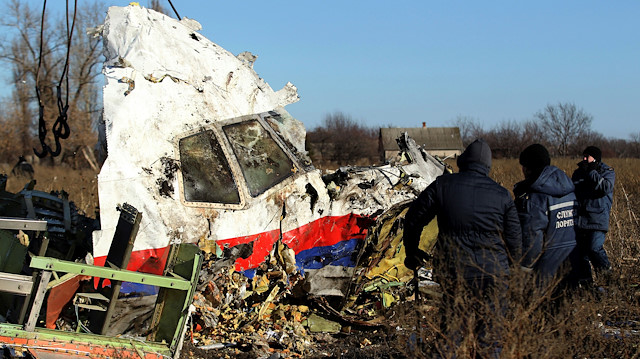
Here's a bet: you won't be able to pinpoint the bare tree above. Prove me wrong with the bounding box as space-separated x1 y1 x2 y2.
605 137 631 158
572 130 607 158
0 98 20 158
534 103 592 156
521 119 549 147
62 0 107 166
630 132 640 158
451 115 485 147
148 0 169 16
306 112 378 167
487 120 526 158
0 0 106 165
0 0 61 157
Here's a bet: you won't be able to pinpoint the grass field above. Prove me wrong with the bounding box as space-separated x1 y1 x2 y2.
1 163 100 216
492 157 640 274
400 157 640 358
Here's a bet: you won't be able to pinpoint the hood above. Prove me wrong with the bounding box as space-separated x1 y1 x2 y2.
457 139 491 175
530 165 575 197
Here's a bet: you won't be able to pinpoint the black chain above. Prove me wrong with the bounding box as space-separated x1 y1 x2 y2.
33 0 76 158
33 0 49 158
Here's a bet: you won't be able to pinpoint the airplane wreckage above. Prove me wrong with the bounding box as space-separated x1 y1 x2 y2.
0 5 448 358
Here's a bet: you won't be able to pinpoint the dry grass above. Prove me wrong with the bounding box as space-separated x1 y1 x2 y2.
384 157 640 358
0 163 99 216
493 157 640 274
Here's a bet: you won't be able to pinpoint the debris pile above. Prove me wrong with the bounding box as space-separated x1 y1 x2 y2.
185 199 442 357
190 247 314 356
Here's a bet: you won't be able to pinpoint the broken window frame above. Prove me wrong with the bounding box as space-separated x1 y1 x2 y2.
262 109 314 172
175 126 248 210
175 111 305 209
253 111 310 173
221 118 296 197
217 112 305 196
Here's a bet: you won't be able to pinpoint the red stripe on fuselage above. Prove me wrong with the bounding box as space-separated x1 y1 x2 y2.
218 213 371 271
93 213 372 278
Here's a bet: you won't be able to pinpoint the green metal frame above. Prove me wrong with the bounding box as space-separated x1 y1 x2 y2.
149 244 203 352
0 324 173 357
0 217 49 325
0 217 48 231
29 256 192 290
0 244 202 358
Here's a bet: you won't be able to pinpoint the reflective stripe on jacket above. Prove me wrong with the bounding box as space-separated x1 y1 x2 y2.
514 165 577 272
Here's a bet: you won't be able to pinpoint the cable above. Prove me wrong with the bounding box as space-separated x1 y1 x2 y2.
33 0 77 158
50 0 77 155
33 0 49 158
167 0 181 20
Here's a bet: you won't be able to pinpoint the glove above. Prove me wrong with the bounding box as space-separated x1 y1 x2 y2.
578 160 598 172
578 160 589 171
404 249 431 270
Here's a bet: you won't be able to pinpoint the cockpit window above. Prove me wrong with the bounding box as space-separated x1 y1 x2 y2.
179 130 241 204
264 112 313 170
223 120 295 197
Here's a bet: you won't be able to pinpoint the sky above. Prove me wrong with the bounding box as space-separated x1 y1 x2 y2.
10 0 640 139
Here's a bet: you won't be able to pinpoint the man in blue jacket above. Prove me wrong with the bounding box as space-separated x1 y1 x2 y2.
514 144 577 287
403 139 522 356
572 146 615 284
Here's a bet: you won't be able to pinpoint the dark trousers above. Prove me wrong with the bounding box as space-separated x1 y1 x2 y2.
438 275 506 358
572 229 611 283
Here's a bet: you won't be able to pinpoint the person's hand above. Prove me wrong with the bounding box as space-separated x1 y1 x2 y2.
579 160 598 172
404 249 431 270
578 160 589 171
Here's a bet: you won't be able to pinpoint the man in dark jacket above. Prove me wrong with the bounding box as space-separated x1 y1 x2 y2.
514 144 577 287
403 139 522 356
572 146 615 283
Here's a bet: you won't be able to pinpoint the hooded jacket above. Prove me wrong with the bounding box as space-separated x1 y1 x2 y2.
514 165 577 278
571 161 615 232
403 140 522 281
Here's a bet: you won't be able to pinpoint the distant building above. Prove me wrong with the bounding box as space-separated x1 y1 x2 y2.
379 124 463 162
